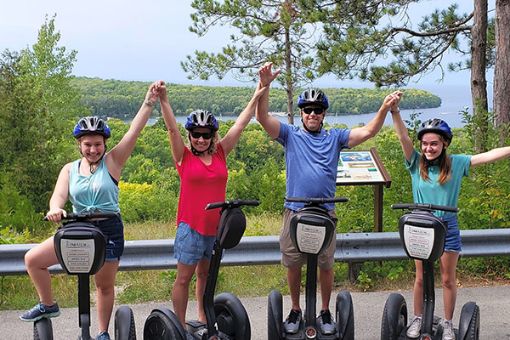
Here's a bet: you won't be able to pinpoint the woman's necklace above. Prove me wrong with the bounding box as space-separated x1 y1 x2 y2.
90 163 99 174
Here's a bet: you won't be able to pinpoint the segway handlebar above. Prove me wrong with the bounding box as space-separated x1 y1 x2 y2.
391 203 458 213
43 212 119 221
285 196 349 204
205 199 260 210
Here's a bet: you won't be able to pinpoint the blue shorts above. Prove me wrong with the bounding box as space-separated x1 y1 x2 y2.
442 215 462 252
88 215 124 261
174 222 216 265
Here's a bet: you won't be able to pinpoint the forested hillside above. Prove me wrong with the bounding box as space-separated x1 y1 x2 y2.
70 77 441 119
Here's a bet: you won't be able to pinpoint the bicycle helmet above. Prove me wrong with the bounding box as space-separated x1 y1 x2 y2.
417 118 453 144
73 116 111 139
297 88 329 109
185 110 219 131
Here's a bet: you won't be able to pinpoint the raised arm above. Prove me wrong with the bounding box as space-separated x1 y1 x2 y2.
107 83 159 178
390 108 415 162
348 91 402 148
255 62 281 139
471 146 510 167
157 81 186 164
219 84 269 155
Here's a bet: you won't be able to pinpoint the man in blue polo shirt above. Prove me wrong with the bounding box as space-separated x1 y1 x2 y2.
256 62 402 335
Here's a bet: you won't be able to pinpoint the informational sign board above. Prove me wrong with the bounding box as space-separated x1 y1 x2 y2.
336 150 385 184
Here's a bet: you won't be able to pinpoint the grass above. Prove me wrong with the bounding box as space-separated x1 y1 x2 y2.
2 213 509 310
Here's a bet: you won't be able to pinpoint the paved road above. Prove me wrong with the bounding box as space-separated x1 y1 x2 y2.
2 285 510 339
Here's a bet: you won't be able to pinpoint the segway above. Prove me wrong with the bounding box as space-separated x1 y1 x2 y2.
142 199 259 340
268 197 355 340
33 211 123 340
380 203 480 340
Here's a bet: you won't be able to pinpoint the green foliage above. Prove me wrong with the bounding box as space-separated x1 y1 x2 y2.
71 77 440 119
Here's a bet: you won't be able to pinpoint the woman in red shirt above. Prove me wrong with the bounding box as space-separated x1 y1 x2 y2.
156 80 269 327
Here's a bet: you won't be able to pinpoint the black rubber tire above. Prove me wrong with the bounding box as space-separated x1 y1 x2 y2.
458 302 480 340
336 290 355 340
143 308 186 340
214 292 251 339
380 293 407 340
115 306 137 340
34 318 53 340
267 290 283 340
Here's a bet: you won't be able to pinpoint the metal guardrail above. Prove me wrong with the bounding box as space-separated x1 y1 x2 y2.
1 229 510 276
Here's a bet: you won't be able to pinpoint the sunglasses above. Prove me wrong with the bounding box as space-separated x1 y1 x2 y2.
190 131 214 140
302 107 325 115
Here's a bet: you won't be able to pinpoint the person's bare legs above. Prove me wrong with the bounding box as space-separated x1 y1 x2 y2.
24 237 59 305
412 260 424 316
172 262 197 326
195 258 210 323
440 251 459 320
287 265 302 311
94 260 119 333
319 267 333 311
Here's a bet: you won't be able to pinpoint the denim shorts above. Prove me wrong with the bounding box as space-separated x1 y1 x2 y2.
174 222 216 265
88 215 124 261
442 215 462 252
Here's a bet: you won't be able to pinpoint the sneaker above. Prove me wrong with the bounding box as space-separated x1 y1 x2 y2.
96 331 111 340
19 302 60 322
317 309 336 335
442 319 456 340
283 309 302 334
406 315 422 338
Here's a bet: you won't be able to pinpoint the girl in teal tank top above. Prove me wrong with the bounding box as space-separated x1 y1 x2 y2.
21 83 161 340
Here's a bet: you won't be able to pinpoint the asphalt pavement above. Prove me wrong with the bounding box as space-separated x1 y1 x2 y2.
2 285 510 339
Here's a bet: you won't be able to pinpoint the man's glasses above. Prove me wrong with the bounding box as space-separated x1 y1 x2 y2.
302 107 325 115
190 131 214 140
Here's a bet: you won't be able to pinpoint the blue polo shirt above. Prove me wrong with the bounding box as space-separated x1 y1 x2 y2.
277 123 350 211
406 150 471 217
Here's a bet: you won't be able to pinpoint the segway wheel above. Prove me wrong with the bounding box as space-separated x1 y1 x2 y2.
143 308 186 340
34 318 53 340
268 290 283 340
458 301 480 340
214 292 251 339
381 293 407 340
336 290 354 340
115 306 136 340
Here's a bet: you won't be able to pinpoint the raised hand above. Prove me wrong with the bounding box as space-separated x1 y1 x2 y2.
259 62 281 87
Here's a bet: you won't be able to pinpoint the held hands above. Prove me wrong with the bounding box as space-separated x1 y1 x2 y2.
382 91 403 113
259 62 281 87
144 81 162 107
45 208 66 223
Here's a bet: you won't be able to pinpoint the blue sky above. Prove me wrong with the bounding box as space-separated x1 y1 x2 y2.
0 0 493 91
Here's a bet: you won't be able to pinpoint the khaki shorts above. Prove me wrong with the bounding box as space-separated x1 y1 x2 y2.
279 208 337 270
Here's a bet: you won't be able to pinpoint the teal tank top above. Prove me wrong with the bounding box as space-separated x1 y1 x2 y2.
69 156 120 213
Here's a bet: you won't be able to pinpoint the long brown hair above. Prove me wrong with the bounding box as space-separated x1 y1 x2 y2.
419 135 451 184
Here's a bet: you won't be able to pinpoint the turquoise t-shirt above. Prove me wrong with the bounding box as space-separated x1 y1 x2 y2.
69 156 120 213
277 123 350 211
406 150 471 217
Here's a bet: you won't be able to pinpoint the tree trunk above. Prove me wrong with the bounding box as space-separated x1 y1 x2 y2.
284 25 294 125
494 0 510 144
471 0 489 152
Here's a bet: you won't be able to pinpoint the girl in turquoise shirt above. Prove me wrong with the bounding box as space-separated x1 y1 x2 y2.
391 99 510 340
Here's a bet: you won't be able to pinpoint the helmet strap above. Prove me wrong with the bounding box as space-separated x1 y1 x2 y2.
425 147 445 167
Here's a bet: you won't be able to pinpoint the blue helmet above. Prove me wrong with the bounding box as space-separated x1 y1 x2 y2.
73 116 111 139
417 118 452 144
185 110 219 131
297 88 329 109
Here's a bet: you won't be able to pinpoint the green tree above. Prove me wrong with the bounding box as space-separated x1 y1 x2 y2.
0 15 82 212
182 0 335 124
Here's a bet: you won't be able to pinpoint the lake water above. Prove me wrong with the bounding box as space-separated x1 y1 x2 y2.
156 84 487 128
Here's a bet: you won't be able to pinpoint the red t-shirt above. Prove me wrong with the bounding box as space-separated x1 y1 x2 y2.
176 144 228 236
